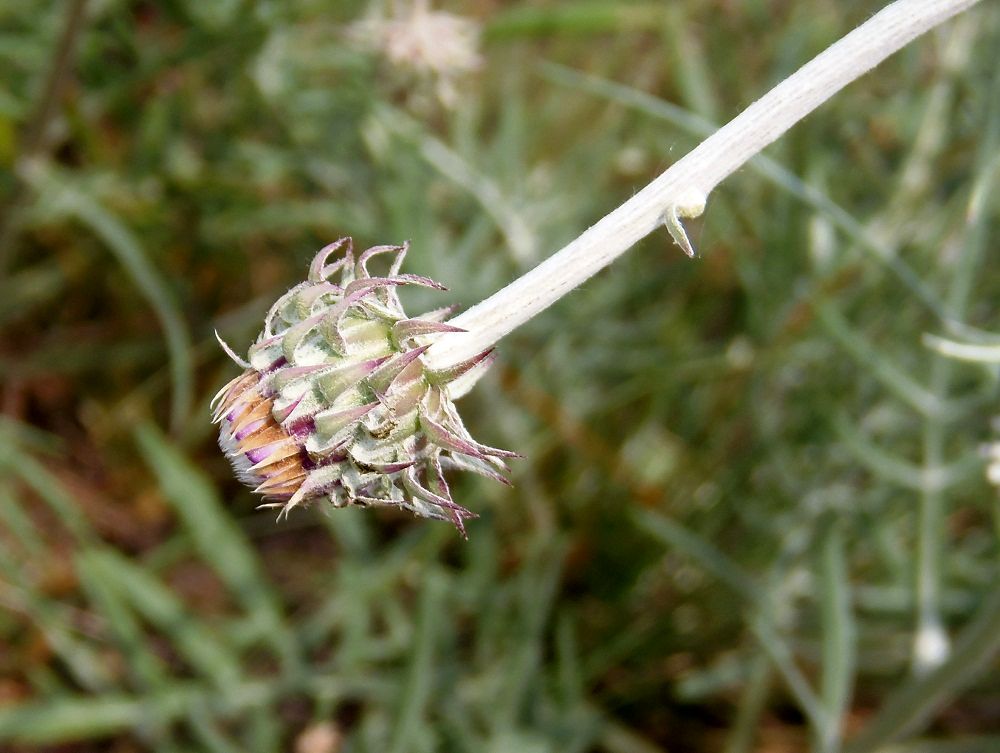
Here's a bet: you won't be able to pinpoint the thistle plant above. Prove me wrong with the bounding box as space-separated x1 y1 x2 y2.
212 238 514 535
215 0 980 531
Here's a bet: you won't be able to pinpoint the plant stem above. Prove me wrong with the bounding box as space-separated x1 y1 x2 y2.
425 0 981 371
912 57 1000 674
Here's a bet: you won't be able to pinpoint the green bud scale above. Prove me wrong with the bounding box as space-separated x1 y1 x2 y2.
212 238 515 535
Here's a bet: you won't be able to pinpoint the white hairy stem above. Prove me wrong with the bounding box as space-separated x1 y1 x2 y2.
424 0 981 371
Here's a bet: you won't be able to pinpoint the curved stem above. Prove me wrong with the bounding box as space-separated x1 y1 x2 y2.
425 0 981 370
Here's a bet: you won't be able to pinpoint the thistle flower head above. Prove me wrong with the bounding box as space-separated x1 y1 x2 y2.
348 0 481 107
212 238 514 535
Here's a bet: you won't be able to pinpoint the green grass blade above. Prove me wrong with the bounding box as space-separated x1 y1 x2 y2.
75 550 169 689
0 262 67 325
492 539 567 732
847 587 1000 753
833 413 982 494
187 705 248 753
0 447 93 544
0 673 386 746
378 104 537 263
815 302 945 419
388 571 444 753
90 548 243 689
134 422 301 671
554 611 583 709
817 524 855 753
633 509 760 599
0 695 158 744
724 656 772 753
0 549 115 694
0 483 46 557
749 616 825 735
635 510 826 734
26 168 194 433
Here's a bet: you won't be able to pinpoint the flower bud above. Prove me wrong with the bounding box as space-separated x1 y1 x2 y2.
212 238 514 535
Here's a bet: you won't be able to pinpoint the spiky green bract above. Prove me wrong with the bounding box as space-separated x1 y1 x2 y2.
211 238 514 535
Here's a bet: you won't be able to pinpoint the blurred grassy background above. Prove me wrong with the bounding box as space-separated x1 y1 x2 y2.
1 1 999 751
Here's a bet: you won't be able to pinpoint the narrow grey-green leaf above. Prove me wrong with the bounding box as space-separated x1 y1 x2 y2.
818 524 856 753
847 588 1000 753
90 549 242 690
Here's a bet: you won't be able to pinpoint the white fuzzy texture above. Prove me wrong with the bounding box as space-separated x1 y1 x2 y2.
425 0 981 371
350 0 481 106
